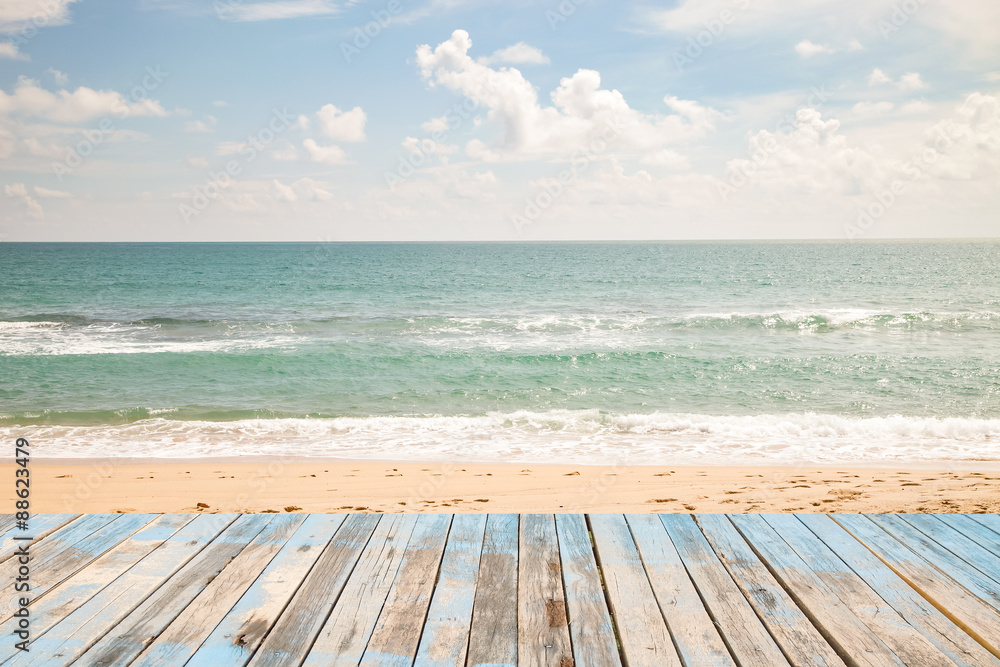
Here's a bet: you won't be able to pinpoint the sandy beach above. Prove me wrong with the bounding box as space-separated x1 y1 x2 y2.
13 459 1000 515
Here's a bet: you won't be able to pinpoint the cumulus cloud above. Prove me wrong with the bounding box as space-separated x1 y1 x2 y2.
0 0 78 33
316 104 366 142
415 30 720 162
868 69 927 91
723 108 887 197
794 40 834 57
303 138 348 164
184 115 217 132
218 0 341 22
33 185 70 198
0 77 168 123
479 42 550 66
46 68 68 84
187 156 209 168
852 101 894 117
0 41 27 60
4 182 44 219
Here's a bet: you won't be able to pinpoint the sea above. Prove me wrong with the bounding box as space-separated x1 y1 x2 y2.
2 240 998 465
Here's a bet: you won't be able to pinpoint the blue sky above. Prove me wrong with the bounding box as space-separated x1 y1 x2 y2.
1 0 998 240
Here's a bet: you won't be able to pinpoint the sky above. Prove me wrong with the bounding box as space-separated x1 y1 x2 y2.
0 0 998 241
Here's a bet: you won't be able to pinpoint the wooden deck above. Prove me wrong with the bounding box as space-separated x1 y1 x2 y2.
2 514 1000 666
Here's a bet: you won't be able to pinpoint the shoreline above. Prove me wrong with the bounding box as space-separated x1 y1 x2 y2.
10 460 1000 515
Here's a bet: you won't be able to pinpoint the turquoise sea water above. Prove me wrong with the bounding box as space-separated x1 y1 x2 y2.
2 241 999 463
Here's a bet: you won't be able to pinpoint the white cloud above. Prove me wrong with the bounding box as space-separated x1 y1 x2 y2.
479 42 550 66
291 176 334 201
852 101 894 117
272 179 297 202
897 72 927 91
216 141 248 156
0 77 168 123
187 156 209 168
868 69 927 91
794 40 834 57
184 115 217 132
219 0 341 22
4 182 43 219
0 41 27 60
421 116 450 133
46 68 68 84
272 143 299 160
0 0 78 33
303 138 348 164
723 108 887 197
315 104 366 142
868 68 891 86
33 185 70 198
846 39 864 51
416 30 721 162
212 100 227 107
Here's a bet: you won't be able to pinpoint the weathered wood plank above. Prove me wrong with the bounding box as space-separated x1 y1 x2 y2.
0 514 194 659
516 514 573 667
659 514 789 667
554 514 621 667
466 514 519 667
186 514 347 667
63 514 273 667
589 514 681 667
129 514 308 666
0 514 79 563
0 514 155 620
935 514 1000 560
0 514 113 569
696 514 847 667
413 514 487 667
626 514 735 667
967 513 1000 538
798 514 1000 667
900 514 1000 583
867 514 1000 612
301 514 418 666
733 514 936 667
9 513 239 666
833 514 1000 660
0 515 16 536
247 513 381 667
360 514 452 667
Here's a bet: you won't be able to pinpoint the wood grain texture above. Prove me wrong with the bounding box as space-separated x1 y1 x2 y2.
517 514 573 667
659 514 790 667
590 514 681 667
466 513 519 667
413 514 487 667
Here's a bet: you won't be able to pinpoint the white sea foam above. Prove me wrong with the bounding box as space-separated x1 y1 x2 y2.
8 411 1000 465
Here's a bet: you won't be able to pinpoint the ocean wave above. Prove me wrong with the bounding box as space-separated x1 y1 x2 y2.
2 309 997 356
6 411 1000 464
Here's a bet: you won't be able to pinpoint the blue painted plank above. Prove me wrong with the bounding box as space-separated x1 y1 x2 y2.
555 514 621 667
413 514 487 667
247 513 381 667
625 514 735 667
798 514 1000 667
301 514 419 667
0 514 192 657
0 514 103 564
696 514 847 667
361 514 452 667
465 514 519 667
589 514 680 667
128 514 307 667
186 514 347 667
7 513 240 667
905 514 1000 576
833 514 1000 659
868 514 1000 612
659 514 789 667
